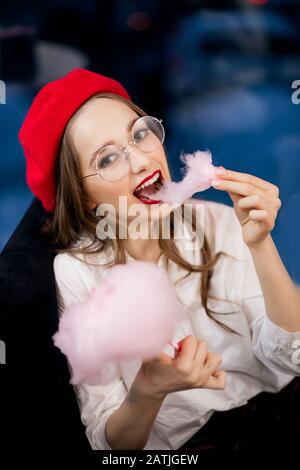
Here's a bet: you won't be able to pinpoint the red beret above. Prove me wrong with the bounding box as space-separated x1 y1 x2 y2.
19 68 131 213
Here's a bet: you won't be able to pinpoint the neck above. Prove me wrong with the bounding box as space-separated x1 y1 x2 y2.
122 237 162 263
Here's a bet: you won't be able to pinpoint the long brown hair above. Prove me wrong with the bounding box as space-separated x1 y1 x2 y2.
42 92 241 334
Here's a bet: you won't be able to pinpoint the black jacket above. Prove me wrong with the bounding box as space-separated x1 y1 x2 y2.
0 198 91 452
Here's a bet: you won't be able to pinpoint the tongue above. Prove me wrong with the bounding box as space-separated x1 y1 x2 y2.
136 182 160 198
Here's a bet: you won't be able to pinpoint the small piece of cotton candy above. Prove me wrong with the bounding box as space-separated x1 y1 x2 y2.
53 261 186 386
152 150 218 205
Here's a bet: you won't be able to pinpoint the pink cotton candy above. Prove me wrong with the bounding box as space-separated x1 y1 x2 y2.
53 261 186 386
152 150 218 205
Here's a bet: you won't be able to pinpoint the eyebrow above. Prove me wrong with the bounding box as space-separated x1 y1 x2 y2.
88 116 140 169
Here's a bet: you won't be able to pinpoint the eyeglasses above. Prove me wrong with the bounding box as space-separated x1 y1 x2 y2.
81 115 165 182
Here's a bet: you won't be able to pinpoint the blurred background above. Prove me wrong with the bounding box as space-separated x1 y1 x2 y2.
0 0 299 281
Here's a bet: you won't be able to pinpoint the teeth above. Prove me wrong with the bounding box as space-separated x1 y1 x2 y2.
136 172 160 191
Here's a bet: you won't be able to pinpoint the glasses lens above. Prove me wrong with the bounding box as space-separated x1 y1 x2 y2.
132 116 165 153
96 145 129 181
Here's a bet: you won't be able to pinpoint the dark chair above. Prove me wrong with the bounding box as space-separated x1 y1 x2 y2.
0 198 91 451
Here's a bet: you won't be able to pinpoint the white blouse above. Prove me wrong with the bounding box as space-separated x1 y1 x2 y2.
53 199 300 450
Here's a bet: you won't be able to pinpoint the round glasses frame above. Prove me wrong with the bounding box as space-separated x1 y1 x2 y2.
81 116 165 182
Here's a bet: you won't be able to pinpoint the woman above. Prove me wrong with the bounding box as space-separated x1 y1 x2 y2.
19 68 300 451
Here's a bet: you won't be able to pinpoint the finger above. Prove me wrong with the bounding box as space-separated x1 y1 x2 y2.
248 209 269 222
204 352 223 371
193 341 209 366
175 336 201 367
248 209 276 231
227 192 243 207
216 168 276 192
203 370 227 390
211 179 262 197
237 194 267 211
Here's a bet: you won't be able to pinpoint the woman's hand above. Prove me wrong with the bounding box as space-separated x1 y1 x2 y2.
211 167 282 247
131 335 226 400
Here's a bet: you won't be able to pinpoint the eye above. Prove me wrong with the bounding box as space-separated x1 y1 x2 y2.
98 153 118 169
134 128 148 142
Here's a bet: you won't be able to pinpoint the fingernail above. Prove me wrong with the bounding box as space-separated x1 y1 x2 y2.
211 179 221 187
216 167 226 175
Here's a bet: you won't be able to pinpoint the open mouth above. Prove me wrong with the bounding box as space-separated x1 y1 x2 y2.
133 170 164 205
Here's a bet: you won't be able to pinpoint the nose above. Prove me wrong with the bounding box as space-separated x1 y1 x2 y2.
125 142 151 174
